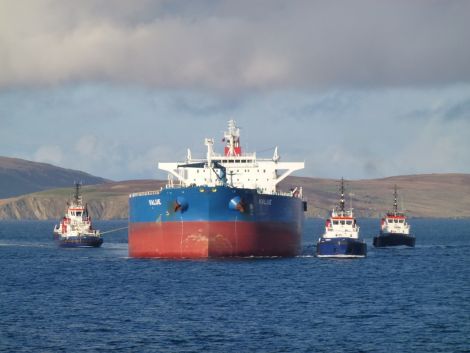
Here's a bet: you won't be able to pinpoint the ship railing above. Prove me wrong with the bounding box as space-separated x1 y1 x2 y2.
129 188 163 198
130 184 303 198
130 183 189 197
181 153 299 165
188 152 257 161
262 189 306 198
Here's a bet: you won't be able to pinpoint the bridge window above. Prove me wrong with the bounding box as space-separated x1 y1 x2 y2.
346 220 352 225
333 220 339 225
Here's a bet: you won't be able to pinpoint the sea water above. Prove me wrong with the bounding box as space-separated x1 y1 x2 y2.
0 219 469 352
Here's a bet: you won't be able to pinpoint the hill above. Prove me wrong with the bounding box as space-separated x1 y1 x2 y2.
284 173 470 218
0 156 109 198
0 180 165 220
0 174 469 220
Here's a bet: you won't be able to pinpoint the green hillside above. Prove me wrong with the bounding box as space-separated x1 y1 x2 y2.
1 174 469 220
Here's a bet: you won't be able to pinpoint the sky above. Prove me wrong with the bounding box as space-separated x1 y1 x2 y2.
0 0 469 181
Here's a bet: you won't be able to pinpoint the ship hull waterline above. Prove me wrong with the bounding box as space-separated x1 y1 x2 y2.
316 237 367 258
129 221 301 258
53 234 103 248
373 233 415 248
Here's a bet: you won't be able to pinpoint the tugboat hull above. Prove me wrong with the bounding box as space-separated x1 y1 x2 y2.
373 233 415 247
316 237 367 258
54 234 103 248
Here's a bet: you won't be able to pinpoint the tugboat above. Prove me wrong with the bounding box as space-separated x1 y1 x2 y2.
373 185 415 247
53 183 103 248
316 178 367 258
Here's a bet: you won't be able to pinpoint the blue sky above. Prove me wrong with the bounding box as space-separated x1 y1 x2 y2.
1 0 469 181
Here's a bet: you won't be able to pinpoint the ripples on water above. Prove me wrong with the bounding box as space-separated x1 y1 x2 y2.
0 219 469 352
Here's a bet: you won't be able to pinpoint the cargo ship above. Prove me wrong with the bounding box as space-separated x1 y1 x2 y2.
53 183 103 248
373 185 415 247
316 178 367 258
128 120 306 258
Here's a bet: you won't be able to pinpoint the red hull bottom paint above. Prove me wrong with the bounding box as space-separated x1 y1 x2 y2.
129 221 301 258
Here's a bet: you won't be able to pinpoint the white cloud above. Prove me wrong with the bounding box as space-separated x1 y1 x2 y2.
33 145 63 165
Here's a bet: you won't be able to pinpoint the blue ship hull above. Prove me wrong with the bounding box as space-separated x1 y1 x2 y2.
128 186 304 258
316 237 367 258
53 234 103 248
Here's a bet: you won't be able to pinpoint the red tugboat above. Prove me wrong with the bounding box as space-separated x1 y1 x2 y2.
53 183 103 248
373 185 415 247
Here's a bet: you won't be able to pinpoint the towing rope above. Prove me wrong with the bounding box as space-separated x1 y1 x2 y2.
100 226 128 235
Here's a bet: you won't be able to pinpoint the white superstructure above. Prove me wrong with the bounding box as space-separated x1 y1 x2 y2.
159 120 305 196
380 185 410 235
322 178 360 239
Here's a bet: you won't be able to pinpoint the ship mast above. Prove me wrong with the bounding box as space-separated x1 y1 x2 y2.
339 177 345 213
224 119 241 156
393 184 398 215
73 182 82 205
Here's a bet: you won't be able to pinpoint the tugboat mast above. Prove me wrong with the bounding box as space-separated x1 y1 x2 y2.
73 182 82 204
339 177 345 213
393 184 398 215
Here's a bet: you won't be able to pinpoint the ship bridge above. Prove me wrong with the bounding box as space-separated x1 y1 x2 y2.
159 120 304 195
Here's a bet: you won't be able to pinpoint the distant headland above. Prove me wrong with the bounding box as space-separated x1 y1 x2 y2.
0 156 469 219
